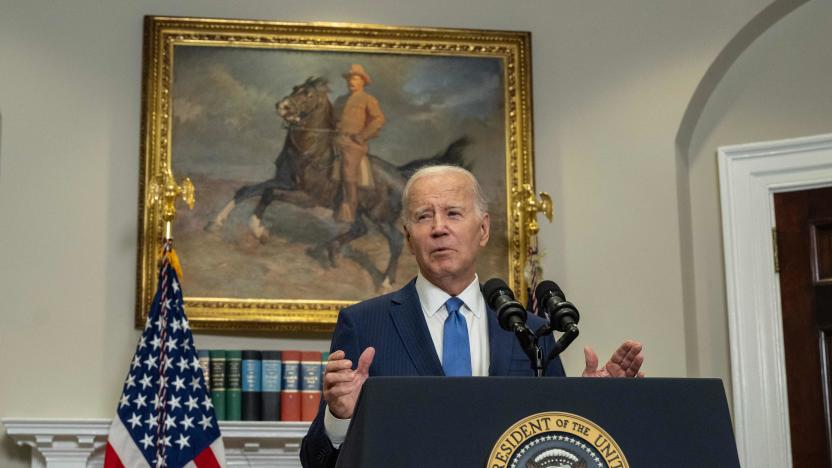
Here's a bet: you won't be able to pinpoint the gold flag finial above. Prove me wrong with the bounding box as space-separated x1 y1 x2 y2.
514 183 553 236
147 162 195 240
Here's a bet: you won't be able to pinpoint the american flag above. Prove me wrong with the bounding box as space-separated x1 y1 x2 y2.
105 241 225 468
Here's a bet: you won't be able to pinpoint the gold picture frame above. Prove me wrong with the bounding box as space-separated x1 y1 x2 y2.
136 15 543 332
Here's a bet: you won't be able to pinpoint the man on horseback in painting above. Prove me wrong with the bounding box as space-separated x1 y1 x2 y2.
207 73 470 291
332 64 386 224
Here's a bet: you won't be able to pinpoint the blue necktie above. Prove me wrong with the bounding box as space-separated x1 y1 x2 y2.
442 297 472 376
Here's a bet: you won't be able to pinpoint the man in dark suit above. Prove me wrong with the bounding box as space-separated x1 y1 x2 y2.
300 166 644 468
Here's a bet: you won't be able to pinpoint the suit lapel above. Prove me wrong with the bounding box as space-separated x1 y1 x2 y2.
487 305 515 376
389 281 445 376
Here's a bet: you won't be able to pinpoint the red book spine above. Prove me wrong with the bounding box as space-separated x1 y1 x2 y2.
280 351 301 421
300 351 324 421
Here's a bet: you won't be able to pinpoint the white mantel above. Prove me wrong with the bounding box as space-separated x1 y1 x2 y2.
2 418 310 468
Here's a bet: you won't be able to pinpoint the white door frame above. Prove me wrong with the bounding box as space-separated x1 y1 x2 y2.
718 133 832 468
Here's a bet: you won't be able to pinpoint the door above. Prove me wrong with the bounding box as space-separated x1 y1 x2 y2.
774 186 832 468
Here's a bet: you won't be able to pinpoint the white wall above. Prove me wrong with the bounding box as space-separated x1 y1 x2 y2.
687 0 832 389
2 0 827 466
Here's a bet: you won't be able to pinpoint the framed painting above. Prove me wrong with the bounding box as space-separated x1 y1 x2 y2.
136 16 543 332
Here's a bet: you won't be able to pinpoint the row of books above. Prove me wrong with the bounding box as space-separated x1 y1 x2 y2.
198 350 328 422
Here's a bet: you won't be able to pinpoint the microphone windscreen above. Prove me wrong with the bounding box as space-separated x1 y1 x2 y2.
535 280 565 304
482 278 514 305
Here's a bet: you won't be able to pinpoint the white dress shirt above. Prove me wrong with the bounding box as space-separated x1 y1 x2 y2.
414 273 490 377
324 274 490 447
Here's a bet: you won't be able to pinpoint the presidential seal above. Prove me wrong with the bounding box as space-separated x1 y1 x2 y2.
486 412 628 468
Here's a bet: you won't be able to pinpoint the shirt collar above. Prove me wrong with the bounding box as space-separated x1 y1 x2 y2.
415 272 483 318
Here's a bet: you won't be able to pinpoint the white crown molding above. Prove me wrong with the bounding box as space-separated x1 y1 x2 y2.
2 418 309 468
718 133 832 468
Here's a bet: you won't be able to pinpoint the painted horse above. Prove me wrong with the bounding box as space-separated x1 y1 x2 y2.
206 76 470 289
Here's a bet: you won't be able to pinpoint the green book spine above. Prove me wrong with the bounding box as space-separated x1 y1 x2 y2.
209 350 227 421
226 350 243 421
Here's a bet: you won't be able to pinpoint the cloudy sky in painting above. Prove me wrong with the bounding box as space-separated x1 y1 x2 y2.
171 45 506 183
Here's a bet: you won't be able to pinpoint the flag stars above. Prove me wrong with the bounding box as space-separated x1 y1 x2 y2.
175 434 190 450
127 412 142 429
134 393 147 410
198 414 213 430
185 396 199 412
139 374 153 390
172 376 186 392
152 393 163 410
167 395 182 411
145 414 159 429
144 355 158 370
164 414 177 430
140 433 154 450
113 251 222 466
180 415 195 431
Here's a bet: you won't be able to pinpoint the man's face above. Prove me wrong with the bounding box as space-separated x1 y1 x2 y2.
403 172 490 291
347 74 365 93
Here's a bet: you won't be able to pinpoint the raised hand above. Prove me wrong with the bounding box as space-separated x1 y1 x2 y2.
582 340 644 378
323 347 375 419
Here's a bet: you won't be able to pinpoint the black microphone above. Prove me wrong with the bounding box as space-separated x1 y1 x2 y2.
534 280 580 333
483 278 544 375
482 278 529 333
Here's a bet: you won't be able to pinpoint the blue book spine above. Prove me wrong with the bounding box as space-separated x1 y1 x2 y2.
241 350 262 421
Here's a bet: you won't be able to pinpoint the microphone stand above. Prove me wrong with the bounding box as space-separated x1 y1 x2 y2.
513 327 545 377
516 317 580 377
531 297 581 373
534 323 579 363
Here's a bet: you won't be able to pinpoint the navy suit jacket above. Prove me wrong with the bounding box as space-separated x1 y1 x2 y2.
300 280 566 468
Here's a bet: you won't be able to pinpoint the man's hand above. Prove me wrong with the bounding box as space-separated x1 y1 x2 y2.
323 347 375 419
582 340 644 378
350 134 365 145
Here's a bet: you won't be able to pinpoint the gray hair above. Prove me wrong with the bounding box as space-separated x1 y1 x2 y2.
401 165 488 226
